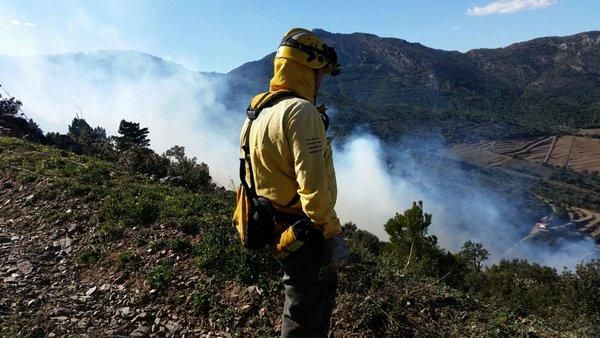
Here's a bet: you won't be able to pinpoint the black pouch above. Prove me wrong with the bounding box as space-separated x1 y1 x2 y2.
246 196 276 250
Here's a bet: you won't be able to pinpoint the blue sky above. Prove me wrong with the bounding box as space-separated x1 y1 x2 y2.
1 0 598 73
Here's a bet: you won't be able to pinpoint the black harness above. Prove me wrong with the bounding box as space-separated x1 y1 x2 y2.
239 91 330 218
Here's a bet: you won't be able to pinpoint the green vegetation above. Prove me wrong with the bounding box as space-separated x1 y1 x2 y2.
117 250 138 267
341 201 600 335
153 238 193 254
234 31 600 142
77 247 101 265
2 134 599 335
2 88 599 335
0 93 44 142
535 169 600 212
115 119 150 151
147 258 173 290
192 285 214 316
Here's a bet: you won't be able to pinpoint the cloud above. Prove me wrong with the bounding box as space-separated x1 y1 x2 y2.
467 0 556 16
5 19 37 29
0 3 132 57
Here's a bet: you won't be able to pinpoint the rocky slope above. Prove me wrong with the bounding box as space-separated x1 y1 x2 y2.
0 136 562 337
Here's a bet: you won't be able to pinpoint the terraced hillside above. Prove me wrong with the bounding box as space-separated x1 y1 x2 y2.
452 134 600 175
571 208 600 238
451 132 600 242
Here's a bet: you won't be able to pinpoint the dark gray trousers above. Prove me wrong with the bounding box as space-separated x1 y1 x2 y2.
280 239 338 338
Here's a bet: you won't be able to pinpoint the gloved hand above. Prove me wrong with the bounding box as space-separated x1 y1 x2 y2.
325 234 348 270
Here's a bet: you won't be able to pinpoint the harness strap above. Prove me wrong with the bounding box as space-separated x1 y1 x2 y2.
240 90 300 203
285 193 300 207
240 89 330 212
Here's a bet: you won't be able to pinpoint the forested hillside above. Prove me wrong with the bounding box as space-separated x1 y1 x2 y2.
228 30 600 140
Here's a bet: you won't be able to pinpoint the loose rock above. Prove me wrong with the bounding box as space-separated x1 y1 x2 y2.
17 259 34 274
119 306 132 317
86 286 97 296
131 325 150 337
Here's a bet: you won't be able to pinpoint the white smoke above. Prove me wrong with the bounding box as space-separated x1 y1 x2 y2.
1 51 597 270
0 51 240 184
332 131 599 269
334 134 416 240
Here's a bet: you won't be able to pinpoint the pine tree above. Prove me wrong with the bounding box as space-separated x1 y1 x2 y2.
458 240 489 272
0 93 22 117
115 120 150 151
384 201 437 257
68 117 93 138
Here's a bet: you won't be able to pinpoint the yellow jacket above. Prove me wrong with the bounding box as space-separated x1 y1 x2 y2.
240 95 341 239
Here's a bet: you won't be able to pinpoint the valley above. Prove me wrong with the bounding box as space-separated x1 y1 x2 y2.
1 25 600 335
448 130 600 245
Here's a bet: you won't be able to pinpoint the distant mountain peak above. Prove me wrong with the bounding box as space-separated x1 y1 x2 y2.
227 29 600 140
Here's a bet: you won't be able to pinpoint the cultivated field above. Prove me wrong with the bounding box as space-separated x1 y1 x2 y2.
571 207 600 239
452 134 600 175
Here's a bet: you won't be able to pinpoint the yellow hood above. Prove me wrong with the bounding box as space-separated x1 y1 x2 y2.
269 57 316 103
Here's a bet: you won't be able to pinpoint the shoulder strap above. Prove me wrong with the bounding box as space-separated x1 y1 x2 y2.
240 90 316 207
239 119 257 198
246 90 299 120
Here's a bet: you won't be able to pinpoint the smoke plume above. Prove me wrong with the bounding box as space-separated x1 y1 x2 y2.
0 51 239 184
333 132 599 269
0 51 597 269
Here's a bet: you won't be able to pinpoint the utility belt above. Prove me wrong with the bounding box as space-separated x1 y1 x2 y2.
271 204 323 260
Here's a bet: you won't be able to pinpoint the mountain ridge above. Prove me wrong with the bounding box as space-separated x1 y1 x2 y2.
228 29 600 140
1 30 599 142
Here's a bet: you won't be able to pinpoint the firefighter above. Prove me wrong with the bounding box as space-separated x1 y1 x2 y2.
241 28 348 337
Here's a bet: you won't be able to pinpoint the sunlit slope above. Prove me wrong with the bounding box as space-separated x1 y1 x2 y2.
0 136 566 336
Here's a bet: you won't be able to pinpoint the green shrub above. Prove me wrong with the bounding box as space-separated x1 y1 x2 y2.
147 259 173 290
78 161 112 184
192 284 215 316
194 224 277 284
52 179 91 197
163 145 214 191
99 220 125 239
97 185 164 229
477 259 560 317
180 215 202 234
117 250 138 268
16 172 37 183
118 147 169 177
77 247 100 265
